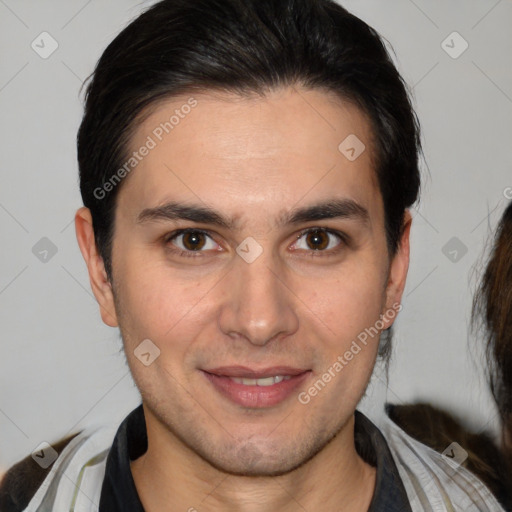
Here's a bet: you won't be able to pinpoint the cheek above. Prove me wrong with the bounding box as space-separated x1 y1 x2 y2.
303 264 387 339
298 267 387 399
115 257 217 350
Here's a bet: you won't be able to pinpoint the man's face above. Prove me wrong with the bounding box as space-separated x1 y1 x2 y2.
88 87 408 475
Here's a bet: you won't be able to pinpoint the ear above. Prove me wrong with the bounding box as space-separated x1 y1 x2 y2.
382 210 412 328
75 207 119 327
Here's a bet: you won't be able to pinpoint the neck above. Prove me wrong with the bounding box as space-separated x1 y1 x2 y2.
130 408 376 512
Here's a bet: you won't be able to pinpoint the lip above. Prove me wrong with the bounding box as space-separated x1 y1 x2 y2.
204 366 309 379
201 366 311 408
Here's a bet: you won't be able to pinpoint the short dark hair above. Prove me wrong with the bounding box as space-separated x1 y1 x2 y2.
77 0 421 279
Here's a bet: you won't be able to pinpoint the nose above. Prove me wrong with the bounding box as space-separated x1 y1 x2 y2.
218 250 299 347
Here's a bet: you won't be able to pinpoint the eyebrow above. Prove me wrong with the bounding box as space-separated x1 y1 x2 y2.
136 198 369 230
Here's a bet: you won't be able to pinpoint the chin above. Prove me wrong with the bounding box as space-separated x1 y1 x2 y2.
199 440 321 478
208 456 304 478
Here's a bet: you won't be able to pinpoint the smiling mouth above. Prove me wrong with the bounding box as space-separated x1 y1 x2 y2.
201 366 311 408
229 375 292 386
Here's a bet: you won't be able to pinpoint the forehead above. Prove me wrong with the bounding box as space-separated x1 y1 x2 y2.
117 87 382 228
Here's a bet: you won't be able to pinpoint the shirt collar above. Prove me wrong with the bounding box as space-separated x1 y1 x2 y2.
355 410 412 511
100 404 411 511
99 404 146 511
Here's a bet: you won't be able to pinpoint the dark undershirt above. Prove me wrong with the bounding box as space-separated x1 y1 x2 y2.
99 404 412 512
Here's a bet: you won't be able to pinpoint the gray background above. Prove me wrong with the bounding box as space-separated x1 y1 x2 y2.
0 0 511 469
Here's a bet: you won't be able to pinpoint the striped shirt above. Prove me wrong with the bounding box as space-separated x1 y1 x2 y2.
2 404 505 511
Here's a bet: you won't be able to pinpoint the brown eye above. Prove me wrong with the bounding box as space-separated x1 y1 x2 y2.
166 229 218 255
181 231 207 251
292 228 346 255
305 230 329 250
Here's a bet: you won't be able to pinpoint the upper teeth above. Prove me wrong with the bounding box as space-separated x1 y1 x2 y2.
230 375 291 386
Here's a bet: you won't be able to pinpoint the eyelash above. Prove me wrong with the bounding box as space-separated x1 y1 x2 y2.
163 227 348 259
163 228 218 259
295 227 348 257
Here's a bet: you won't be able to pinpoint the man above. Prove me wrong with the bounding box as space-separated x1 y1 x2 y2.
0 0 504 510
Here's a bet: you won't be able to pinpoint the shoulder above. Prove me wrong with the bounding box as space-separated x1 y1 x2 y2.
0 433 79 512
0 426 116 512
382 404 507 511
